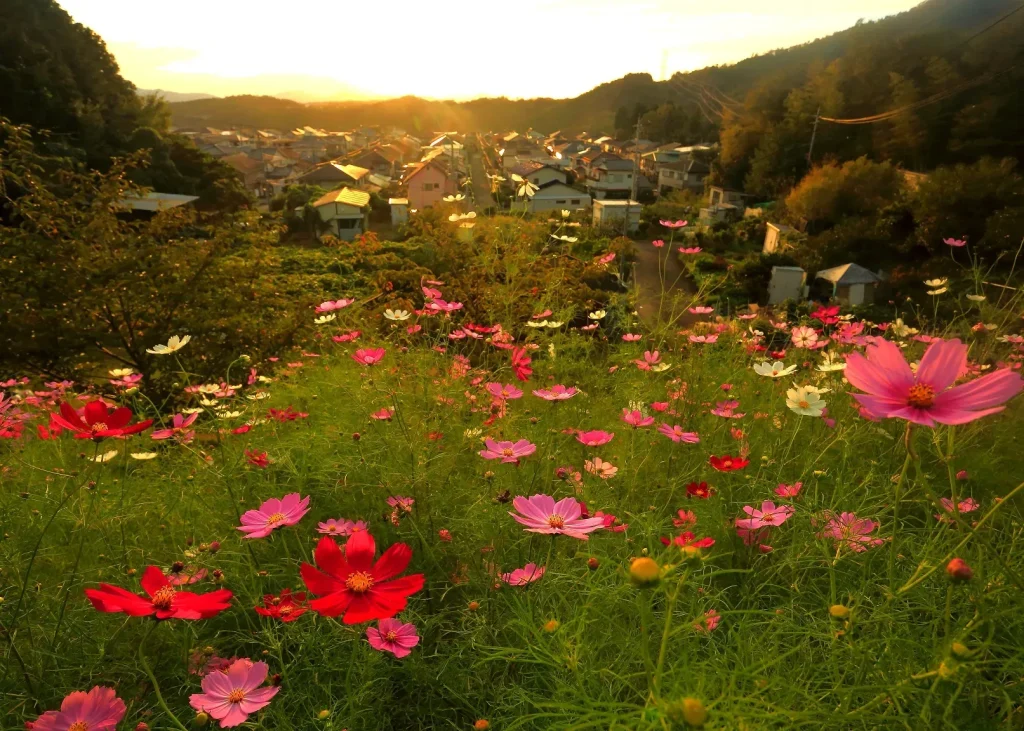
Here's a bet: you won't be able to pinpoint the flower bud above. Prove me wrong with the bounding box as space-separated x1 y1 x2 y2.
946 558 973 582
468 601 480 611
587 557 599 571
829 604 851 619
950 642 971 659
629 557 660 586
125 387 139 396
667 697 707 727
474 721 490 730
543 619 559 633
136 724 150 731
194 712 210 727
317 710 331 720
239 354 251 363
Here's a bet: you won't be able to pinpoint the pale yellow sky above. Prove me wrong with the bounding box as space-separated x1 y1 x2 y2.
60 0 923 100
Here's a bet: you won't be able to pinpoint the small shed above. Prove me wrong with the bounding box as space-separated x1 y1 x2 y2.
389 197 409 226
592 199 641 234
768 266 807 305
313 187 371 241
119 192 199 213
815 263 882 306
762 223 796 254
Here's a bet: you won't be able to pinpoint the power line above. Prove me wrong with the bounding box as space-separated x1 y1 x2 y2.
947 1 1024 55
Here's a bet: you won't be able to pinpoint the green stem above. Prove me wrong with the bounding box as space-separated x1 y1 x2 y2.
888 449 914 585
139 623 191 731
653 571 687 697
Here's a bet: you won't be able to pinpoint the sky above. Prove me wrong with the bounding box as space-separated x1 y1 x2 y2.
60 0 923 101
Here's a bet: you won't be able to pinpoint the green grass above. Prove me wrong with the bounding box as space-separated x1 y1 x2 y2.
2 260 1024 730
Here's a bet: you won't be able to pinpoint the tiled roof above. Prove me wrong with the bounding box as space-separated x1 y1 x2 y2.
313 187 371 209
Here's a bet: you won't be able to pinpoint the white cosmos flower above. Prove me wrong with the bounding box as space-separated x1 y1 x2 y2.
817 353 847 372
385 309 411 321
927 287 948 296
754 361 797 378
146 335 191 355
219 410 243 418
258 375 274 383
561 209 570 218
796 383 831 395
109 368 134 377
464 427 483 438
966 294 986 302
91 450 119 463
588 310 607 320
650 363 671 373
551 234 578 243
199 397 219 406
889 318 919 338
314 314 337 324
182 407 204 415
786 385 826 417
526 320 548 328
442 194 465 202
130 452 158 460
923 278 948 288
246 391 271 400
545 320 564 328
197 384 220 394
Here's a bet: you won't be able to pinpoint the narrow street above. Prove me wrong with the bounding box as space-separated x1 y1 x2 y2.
632 239 699 329
466 134 495 211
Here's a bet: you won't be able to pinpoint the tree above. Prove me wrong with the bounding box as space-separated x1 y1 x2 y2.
784 157 904 228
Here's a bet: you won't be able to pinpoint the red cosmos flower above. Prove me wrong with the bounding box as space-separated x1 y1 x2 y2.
246 450 271 469
811 305 841 325
709 454 749 472
49 400 152 440
254 589 308 622
267 406 308 422
352 348 386 366
686 481 715 499
511 347 533 381
85 566 232 620
660 532 715 549
300 531 424 624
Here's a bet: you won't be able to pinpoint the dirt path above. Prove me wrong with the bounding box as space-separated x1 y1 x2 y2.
466 136 495 211
632 239 699 329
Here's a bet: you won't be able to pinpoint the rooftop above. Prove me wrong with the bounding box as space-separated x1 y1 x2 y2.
816 263 882 285
313 187 371 209
120 192 199 212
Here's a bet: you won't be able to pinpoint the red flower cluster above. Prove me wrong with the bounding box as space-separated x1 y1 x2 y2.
267 407 309 422
254 589 308 622
709 455 749 472
85 566 232 620
50 400 152 440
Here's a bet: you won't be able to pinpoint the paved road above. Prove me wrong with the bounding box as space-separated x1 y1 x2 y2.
632 239 699 329
466 135 495 211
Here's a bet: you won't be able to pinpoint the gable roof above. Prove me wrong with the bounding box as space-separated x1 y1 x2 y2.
402 161 446 182
528 181 589 199
313 187 371 209
815 263 882 285
120 192 199 212
221 152 264 175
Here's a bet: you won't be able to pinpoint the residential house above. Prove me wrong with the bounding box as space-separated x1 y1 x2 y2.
221 152 266 193
814 263 882 306
657 157 709 195
347 148 394 177
708 186 748 208
402 161 456 210
592 199 641 233
508 162 567 189
762 223 797 254
313 187 371 241
297 162 370 189
514 181 591 214
585 158 639 200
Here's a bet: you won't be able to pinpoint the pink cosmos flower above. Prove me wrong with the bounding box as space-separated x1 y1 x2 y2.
790 326 818 349
510 494 606 539
576 430 614 447
678 246 702 254
622 333 642 342
689 306 713 315
317 518 367 536
735 501 794 530
738 313 758 320
818 512 885 552
621 408 655 428
944 237 967 247
658 424 700 443
673 509 697 527
935 497 980 523
688 334 718 344
596 251 616 265
479 438 536 463
316 298 355 312
774 482 803 498
487 383 523 400
370 407 394 421
694 609 720 633
387 496 415 512
189 659 279 728
660 219 688 228
237 493 310 539
650 401 669 412
584 456 618 479
845 338 1023 426
652 239 665 248
352 348 386 366
502 562 546 585
29 686 126 731
407 324 422 334
533 384 578 401
511 347 533 381
532 309 553 319
367 618 420 658
332 330 361 343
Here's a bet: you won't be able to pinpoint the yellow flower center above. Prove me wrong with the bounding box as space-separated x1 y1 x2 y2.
266 512 286 525
385 630 399 642
907 383 935 408
548 515 565 529
279 604 293 615
151 585 176 610
798 400 810 409
68 722 90 731
346 571 374 593
501 448 514 457
91 422 108 433
227 689 246 703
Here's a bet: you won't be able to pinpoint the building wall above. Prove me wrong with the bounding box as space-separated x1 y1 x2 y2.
763 227 780 254
527 192 591 213
406 166 454 210
527 168 567 187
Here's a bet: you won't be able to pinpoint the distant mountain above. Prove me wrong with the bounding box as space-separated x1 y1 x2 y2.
136 88 218 103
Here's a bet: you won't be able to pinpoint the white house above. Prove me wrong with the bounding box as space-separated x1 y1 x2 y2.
762 223 797 254
815 263 882 306
389 197 409 226
515 181 591 213
508 162 567 189
592 199 641 233
313 187 371 241
768 266 807 304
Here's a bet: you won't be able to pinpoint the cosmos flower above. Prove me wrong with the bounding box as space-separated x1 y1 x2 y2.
735 501 794 530
50 400 152 440
533 385 578 401
818 512 885 552
686 481 715 499
621 409 654 427
486 383 524 400
352 348 386 366
651 239 665 248
678 246 702 254
300 531 424 623
367 618 420 658
85 565 232 620
316 299 355 312
689 306 713 315
584 456 618 479
317 518 367 536
501 563 546 585
254 589 308 622
660 219 688 228
709 455 749 472
146 335 191 355
314 314 337 324
774 482 803 498
150 412 199 442
384 309 411 321
846 338 1023 426
29 686 126 731
943 237 966 247
189 659 279 728
753 361 797 378
790 326 818 349
478 438 537 463
622 333 642 342
576 430 614 447
510 494 605 539
935 497 980 523
786 385 827 416
658 424 700 443
237 494 311 539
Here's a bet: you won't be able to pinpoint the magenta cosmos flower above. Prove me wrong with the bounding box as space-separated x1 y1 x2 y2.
943 237 966 247
736 501 794 530
479 438 536 463
367 618 420 658
486 383 523 399
352 348 386 366
818 512 885 552
317 518 367 536
316 298 355 312
501 562 545 585
533 384 578 401
30 686 126 731
660 219 688 228
510 494 606 539
621 409 654 427
658 424 700 443
189 659 279 728
576 430 614 447
845 338 1023 426
237 493 310 539
151 412 199 442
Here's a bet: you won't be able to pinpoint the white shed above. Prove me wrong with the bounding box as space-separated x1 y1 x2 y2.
762 223 796 254
815 263 882 306
768 266 807 305
313 187 370 241
389 197 409 226
592 199 641 234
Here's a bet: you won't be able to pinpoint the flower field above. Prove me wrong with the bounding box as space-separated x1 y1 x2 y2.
2 231 1024 730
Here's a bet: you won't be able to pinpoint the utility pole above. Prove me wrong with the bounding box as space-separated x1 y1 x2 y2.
807 106 821 167
625 118 642 237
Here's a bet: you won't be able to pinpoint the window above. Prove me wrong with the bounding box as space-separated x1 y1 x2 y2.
571 199 580 205
532 178 540 184
423 182 437 191
337 219 359 229
555 199 566 204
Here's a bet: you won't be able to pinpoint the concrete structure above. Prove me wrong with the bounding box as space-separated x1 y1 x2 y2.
762 223 797 254
389 197 409 226
313 187 371 241
515 181 591 214
119 192 199 212
768 266 807 305
657 158 709 195
592 199 641 233
815 263 882 306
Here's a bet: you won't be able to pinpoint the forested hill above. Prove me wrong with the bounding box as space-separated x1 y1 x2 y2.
168 0 1022 148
